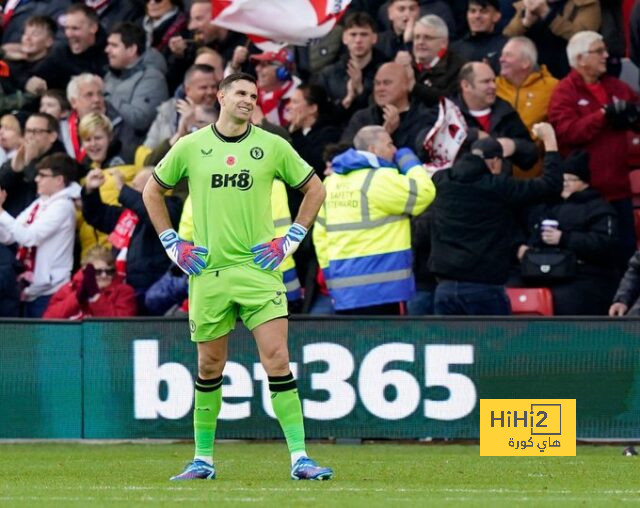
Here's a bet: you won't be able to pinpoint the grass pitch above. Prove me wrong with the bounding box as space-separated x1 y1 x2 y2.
0 442 638 507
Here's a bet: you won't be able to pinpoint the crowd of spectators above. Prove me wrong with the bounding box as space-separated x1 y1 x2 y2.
0 0 640 318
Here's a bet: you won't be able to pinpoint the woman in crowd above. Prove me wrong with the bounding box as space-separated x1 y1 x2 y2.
518 150 619 315
142 0 188 60
76 112 139 259
43 246 137 319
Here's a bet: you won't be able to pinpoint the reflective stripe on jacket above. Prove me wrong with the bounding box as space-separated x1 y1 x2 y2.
313 152 435 310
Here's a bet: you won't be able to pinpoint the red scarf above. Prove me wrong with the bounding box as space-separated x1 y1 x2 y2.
258 81 293 126
157 12 187 50
2 0 21 28
107 208 139 277
68 110 86 162
16 201 41 299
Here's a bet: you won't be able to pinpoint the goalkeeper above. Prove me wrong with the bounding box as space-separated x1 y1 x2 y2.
142 73 331 481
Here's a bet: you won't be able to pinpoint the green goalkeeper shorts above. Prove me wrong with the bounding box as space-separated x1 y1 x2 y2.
188 262 288 341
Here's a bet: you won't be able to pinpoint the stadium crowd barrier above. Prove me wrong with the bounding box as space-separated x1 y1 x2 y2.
1 317 639 440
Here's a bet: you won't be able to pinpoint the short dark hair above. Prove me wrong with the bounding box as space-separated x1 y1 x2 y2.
109 22 145 55
468 0 500 10
66 3 100 25
322 142 352 164
28 112 59 134
36 153 78 186
25 15 57 38
297 83 331 118
343 11 377 32
42 89 71 112
218 72 257 92
184 63 217 84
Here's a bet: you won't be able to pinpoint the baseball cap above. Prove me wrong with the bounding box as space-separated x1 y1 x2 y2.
470 137 503 159
250 48 291 66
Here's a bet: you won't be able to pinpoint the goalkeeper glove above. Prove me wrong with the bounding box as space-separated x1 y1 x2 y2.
251 222 307 270
159 228 208 276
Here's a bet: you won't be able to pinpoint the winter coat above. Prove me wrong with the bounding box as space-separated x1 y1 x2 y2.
0 182 81 301
43 269 137 319
496 66 559 131
450 32 508 74
144 267 188 316
77 162 140 260
142 9 189 61
96 0 144 32
613 250 640 315
548 70 639 201
524 187 619 315
312 49 388 116
104 56 169 134
0 244 19 317
504 0 601 78
412 50 467 108
428 151 562 284
375 30 410 62
290 121 341 177
496 66 559 178
32 28 109 89
143 97 179 149
526 188 618 270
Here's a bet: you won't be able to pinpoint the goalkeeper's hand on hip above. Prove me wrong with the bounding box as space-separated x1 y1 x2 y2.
159 228 208 276
251 222 307 270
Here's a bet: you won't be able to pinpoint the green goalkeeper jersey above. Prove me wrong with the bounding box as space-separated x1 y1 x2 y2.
153 124 313 270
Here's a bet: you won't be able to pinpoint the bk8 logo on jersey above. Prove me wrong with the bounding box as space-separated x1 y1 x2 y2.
211 169 253 190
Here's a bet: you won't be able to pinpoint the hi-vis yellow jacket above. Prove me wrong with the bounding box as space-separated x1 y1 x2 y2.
313 149 435 310
179 179 301 301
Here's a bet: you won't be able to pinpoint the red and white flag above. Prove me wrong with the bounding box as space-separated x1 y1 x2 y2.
211 0 351 50
422 97 468 174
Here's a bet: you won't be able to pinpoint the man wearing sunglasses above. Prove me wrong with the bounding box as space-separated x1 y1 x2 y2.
43 245 138 319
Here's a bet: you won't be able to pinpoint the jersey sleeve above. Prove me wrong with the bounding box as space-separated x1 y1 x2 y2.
274 136 314 189
153 137 188 189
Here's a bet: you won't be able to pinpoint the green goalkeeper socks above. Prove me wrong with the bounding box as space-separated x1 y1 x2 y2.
193 376 223 462
269 373 307 456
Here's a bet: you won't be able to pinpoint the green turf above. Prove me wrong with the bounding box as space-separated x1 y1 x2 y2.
0 443 638 507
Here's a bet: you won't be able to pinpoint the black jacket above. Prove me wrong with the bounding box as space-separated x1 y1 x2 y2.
32 29 109 89
290 121 341 177
97 0 144 32
312 49 388 114
81 185 182 291
375 30 410 62
0 140 67 218
613 250 640 315
340 100 432 149
450 32 508 74
411 209 437 289
526 188 619 271
412 50 467 108
429 151 562 284
452 95 539 173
